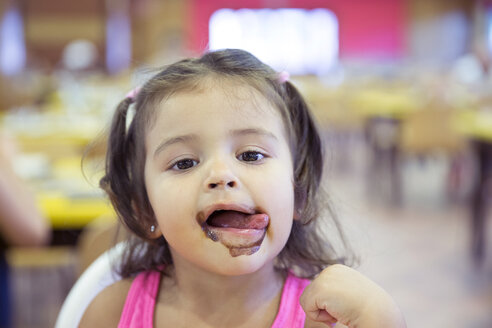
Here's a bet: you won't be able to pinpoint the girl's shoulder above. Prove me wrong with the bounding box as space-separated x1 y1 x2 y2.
79 277 134 328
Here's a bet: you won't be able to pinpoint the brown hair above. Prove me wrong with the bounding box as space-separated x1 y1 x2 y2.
100 49 351 279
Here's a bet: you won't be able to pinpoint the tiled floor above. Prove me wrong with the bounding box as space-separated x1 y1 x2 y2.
339 195 492 327
324 135 492 328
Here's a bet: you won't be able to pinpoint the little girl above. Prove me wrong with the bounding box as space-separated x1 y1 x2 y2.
80 49 406 327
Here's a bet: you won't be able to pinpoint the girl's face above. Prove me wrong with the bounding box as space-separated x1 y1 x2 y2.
144 81 295 276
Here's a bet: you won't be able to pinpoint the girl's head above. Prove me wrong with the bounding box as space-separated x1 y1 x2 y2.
101 49 345 278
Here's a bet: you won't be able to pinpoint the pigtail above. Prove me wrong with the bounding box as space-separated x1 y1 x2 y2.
283 81 324 223
275 80 351 278
100 97 152 239
100 98 133 220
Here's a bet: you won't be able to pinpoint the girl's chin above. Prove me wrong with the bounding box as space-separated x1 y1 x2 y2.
200 248 274 276
168 238 279 276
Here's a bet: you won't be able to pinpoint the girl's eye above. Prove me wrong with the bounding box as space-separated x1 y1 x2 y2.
171 159 198 170
238 151 264 162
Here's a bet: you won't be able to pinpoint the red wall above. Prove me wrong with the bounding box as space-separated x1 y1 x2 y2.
187 0 406 60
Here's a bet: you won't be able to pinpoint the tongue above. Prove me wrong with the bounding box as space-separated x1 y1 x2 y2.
207 211 269 229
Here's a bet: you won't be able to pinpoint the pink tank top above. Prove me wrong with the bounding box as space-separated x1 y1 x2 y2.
118 270 310 328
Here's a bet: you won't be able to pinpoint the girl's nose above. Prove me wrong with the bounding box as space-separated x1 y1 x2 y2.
204 160 239 191
208 179 237 189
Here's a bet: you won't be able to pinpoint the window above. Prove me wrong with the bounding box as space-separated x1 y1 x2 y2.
0 4 26 75
209 8 338 75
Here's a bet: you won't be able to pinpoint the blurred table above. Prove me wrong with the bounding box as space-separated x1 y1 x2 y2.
38 191 114 244
455 110 492 265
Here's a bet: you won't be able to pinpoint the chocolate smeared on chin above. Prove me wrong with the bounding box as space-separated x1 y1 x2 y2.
229 246 261 257
201 210 269 257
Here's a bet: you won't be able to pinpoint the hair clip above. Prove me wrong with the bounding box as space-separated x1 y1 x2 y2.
125 87 141 101
278 71 290 83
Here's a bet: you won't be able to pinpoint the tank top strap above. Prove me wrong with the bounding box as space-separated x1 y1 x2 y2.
271 272 311 328
118 270 161 328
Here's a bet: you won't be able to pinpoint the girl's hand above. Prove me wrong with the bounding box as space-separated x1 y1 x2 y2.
300 264 406 328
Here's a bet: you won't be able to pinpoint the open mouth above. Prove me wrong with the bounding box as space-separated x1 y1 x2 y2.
206 210 269 230
200 207 270 257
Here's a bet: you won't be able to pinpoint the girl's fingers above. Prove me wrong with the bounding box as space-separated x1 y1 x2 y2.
305 308 338 325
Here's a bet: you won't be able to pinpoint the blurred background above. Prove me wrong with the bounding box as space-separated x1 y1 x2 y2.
0 0 491 327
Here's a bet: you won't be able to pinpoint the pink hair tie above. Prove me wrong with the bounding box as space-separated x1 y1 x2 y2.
125 87 141 101
278 71 290 83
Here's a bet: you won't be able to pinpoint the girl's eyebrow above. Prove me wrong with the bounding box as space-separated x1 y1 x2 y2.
153 134 198 158
230 128 279 142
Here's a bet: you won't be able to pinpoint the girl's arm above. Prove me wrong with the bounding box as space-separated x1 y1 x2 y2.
300 264 406 328
0 136 50 246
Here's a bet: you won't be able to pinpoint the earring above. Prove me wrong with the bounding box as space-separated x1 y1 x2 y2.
150 225 155 233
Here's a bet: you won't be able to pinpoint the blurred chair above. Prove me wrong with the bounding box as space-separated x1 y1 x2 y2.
399 107 468 203
400 108 466 156
365 116 403 205
55 242 126 328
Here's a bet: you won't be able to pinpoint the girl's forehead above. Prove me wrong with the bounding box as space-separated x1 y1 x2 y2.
157 82 281 121
145 82 290 144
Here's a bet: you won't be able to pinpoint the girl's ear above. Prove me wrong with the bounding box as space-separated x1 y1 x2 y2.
148 223 163 239
293 207 302 221
130 200 162 239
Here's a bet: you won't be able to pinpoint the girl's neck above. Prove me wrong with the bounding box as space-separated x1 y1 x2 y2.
158 256 285 327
